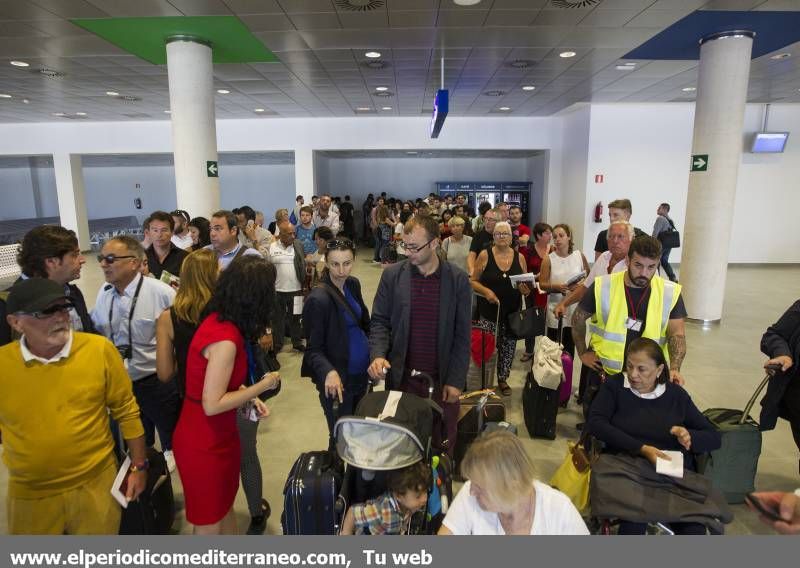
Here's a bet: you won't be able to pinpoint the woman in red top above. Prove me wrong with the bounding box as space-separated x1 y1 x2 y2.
519 222 553 362
173 256 279 535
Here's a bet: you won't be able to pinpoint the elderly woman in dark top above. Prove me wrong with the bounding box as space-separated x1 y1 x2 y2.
760 301 800 464
301 238 371 450
587 337 721 535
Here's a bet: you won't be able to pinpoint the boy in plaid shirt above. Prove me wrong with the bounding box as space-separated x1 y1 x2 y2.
341 462 431 535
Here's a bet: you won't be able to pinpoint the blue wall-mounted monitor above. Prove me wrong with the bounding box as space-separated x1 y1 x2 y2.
430 89 449 139
751 132 789 153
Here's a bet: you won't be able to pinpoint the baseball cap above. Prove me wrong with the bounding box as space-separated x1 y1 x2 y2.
6 278 68 314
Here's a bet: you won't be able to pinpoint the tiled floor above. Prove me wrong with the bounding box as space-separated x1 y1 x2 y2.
1 255 798 535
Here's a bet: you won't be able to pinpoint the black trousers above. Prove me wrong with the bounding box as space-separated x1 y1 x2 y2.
273 290 303 347
618 521 706 535
780 375 800 452
132 374 181 451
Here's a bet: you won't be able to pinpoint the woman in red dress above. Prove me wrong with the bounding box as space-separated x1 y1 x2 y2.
173 256 279 535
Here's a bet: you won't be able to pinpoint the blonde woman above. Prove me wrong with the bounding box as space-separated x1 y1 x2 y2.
438 431 588 535
441 216 472 273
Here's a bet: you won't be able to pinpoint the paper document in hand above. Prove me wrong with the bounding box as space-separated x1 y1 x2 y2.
110 456 132 508
293 295 303 315
509 273 536 288
656 450 684 478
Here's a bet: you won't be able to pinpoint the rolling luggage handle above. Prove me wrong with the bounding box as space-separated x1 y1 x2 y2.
738 363 782 425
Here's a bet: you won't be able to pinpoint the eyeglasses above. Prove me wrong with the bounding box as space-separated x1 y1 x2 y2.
493 232 512 238
24 301 75 319
97 254 136 264
398 237 436 254
326 238 355 250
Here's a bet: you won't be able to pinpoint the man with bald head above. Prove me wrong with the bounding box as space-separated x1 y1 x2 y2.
268 221 307 352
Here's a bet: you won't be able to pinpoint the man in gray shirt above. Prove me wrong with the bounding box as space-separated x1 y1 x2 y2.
652 203 677 282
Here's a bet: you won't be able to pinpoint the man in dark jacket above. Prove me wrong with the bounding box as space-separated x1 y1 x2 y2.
0 225 95 346
368 215 472 455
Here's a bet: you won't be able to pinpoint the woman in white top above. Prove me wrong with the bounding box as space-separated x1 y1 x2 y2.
538 223 590 359
438 431 588 535
441 216 472 274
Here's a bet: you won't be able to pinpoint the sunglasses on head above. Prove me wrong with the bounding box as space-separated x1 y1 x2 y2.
326 238 355 250
24 301 75 319
97 254 136 264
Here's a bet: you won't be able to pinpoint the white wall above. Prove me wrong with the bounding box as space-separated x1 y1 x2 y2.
219 163 296 215
83 165 176 223
558 105 592 252
0 167 40 220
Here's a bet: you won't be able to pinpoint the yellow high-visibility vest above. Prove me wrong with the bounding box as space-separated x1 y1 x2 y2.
588 271 681 374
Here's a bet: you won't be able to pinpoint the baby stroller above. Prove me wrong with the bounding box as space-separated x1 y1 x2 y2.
333 371 454 535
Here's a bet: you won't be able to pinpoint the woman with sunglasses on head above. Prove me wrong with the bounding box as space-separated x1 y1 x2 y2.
302 238 371 450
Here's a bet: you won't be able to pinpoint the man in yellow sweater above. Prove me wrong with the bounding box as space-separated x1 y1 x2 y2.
0 278 147 534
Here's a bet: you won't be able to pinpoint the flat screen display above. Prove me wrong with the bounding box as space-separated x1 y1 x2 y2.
751 132 789 153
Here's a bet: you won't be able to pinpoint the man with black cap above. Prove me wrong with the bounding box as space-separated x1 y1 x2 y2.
0 278 147 534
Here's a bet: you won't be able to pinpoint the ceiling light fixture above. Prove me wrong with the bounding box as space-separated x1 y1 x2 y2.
499 106 511 111
254 108 266 113
0 93 11 98
216 89 230 94
22 98 29 104
453 0 482 5
164 110 171 114
365 51 381 58
356 107 371 111
375 86 389 91
51 112 66 117
381 106 392 110
105 91 119 96
682 87 696 92
559 51 576 58
75 112 87 116
406 151 418 155
616 64 635 70
10 61 29 67
522 85 536 91
770 53 791 60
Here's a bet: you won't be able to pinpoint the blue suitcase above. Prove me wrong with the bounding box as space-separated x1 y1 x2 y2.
281 451 343 535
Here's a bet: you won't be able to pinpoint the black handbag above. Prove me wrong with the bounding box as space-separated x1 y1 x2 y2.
246 342 281 401
657 218 680 249
506 294 546 340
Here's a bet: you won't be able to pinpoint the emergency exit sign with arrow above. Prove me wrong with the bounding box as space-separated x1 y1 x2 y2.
691 154 708 172
206 161 218 177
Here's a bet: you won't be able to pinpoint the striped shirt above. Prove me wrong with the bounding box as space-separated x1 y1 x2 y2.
405 264 441 380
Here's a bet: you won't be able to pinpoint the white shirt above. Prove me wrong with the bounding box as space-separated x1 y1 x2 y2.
91 273 176 381
313 210 340 234
20 330 73 364
443 480 589 535
269 241 301 292
546 250 585 328
584 250 626 288
623 374 667 399
171 233 193 249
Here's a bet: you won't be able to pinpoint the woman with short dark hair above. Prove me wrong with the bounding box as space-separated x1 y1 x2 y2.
172 256 280 535
587 337 721 535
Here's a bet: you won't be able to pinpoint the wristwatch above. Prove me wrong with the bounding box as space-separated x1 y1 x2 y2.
129 459 150 473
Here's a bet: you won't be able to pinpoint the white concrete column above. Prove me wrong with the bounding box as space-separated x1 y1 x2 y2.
166 38 219 217
294 148 315 202
681 31 754 322
53 153 90 250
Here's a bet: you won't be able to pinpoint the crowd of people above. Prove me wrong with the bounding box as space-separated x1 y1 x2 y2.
0 191 798 537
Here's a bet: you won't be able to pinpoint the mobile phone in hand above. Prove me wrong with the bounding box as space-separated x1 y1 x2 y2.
745 493 783 522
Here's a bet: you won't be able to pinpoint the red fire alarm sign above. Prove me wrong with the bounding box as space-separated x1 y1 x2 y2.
595 174 604 183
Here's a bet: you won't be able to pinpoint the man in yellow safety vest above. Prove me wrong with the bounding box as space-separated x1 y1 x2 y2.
572 235 687 391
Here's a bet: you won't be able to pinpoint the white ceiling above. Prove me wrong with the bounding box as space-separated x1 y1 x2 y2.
0 0 797 123
0 151 295 167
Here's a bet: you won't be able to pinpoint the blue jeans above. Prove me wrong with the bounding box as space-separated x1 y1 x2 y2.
660 248 676 281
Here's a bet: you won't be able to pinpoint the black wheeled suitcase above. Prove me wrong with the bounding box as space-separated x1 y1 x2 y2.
281 451 343 535
522 370 559 440
119 447 175 535
696 370 775 504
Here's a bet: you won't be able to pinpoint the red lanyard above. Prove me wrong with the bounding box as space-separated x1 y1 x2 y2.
624 285 650 320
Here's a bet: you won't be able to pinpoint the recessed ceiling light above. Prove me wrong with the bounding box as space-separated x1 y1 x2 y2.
522 85 536 91
406 151 418 155
356 107 371 111
164 110 171 114
499 106 511 111
381 106 392 110
616 64 635 70
682 87 696 92
105 91 119 96
771 53 791 60
365 51 381 58
10 61 29 67
22 98 29 104
559 51 576 58
216 89 230 94
375 86 389 91
75 112 87 116
254 108 265 113
0 93 11 98
51 112 65 117
453 0 482 5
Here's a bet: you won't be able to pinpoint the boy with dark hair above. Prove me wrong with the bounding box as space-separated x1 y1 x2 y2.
340 462 432 535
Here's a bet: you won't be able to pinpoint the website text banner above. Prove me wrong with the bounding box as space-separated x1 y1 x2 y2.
0 536 789 568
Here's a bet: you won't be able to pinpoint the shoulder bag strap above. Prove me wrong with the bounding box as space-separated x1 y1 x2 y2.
322 282 367 333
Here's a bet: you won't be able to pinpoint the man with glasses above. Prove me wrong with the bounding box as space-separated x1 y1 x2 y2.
144 210 188 281
368 215 472 456
0 278 147 534
91 236 180 472
0 225 95 347
205 209 262 269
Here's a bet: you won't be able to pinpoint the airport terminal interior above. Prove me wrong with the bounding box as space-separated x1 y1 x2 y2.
1 0 800 536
